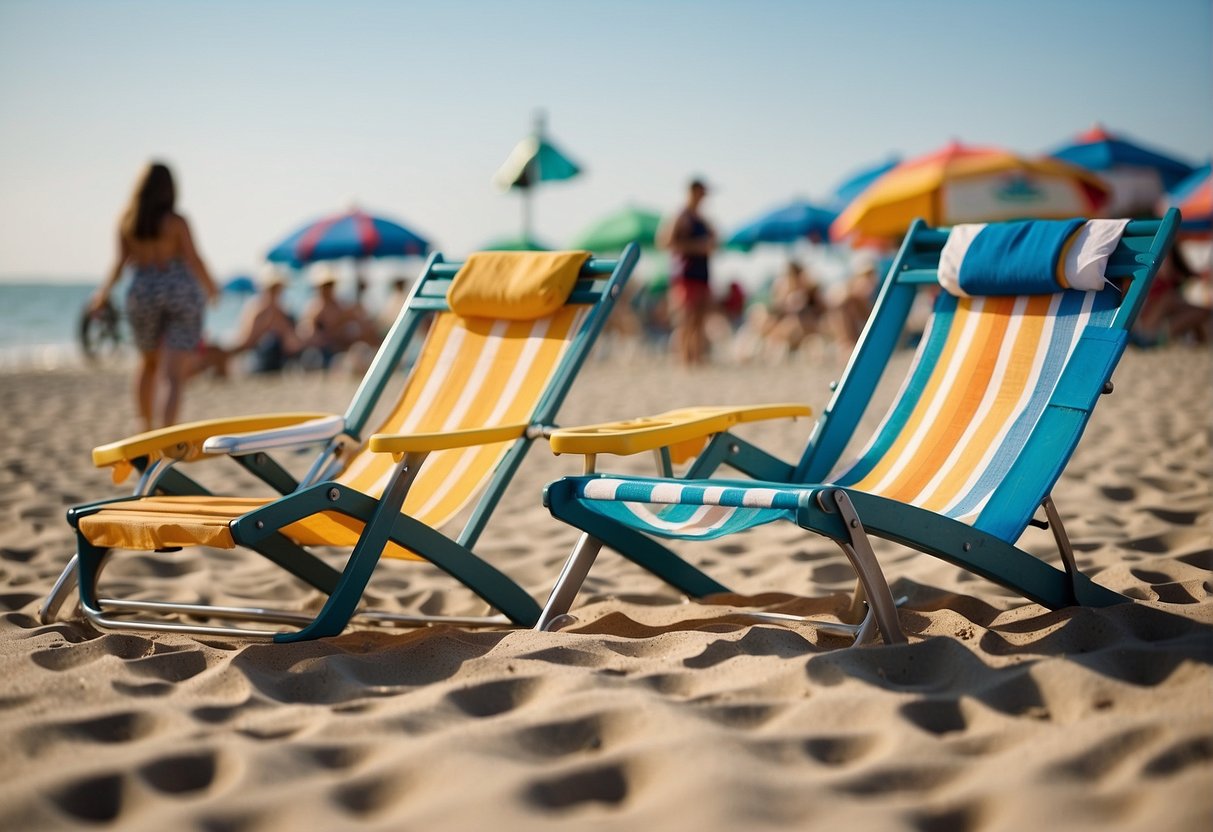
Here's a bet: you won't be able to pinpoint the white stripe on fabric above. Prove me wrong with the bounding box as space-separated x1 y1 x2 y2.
1063 220 1129 291
583 477 623 501
442 319 513 429
387 318 516 509
618 500 743 537
408 310 584 524
649 483 686 504
864 296 987 495
742 488 782 508
907 296 1028 507
339 319 470 487
364 318 514 500
827 307 941 483
937 223 986 297
939 293 1061 517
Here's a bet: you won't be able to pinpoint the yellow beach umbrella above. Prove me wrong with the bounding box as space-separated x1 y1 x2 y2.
830 141 1110 243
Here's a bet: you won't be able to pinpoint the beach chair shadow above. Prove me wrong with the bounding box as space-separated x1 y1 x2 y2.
41 247 638 641
536 212 1181 646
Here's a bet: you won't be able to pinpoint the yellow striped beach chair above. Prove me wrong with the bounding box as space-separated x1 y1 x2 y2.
43 247 638 641
537 212 1179 644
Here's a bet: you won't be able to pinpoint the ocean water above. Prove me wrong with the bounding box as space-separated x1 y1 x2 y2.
0 275 516 369
0 279 342 369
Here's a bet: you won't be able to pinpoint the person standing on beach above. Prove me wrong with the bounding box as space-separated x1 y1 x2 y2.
89 162 218 431
661 178 717 365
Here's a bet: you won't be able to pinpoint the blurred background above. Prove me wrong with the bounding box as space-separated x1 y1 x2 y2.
0 0 1209 364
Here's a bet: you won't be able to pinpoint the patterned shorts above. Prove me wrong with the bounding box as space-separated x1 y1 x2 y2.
125 262 206 352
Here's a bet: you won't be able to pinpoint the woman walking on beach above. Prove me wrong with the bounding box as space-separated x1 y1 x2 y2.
89 162 217 430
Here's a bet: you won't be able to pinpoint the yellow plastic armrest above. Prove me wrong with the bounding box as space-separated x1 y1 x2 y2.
548 403 812 457
92 412 336 471
368 423 530 455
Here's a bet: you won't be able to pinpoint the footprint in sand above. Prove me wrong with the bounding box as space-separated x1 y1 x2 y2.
524 761 630 810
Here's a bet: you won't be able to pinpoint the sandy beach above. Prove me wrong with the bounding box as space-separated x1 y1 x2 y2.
0 344 1209 831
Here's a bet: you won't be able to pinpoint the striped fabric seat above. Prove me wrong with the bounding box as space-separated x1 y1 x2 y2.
78 305 590 560
537 216 1177 638
54 248 641 640
566 286 1119 544
338 306 589 546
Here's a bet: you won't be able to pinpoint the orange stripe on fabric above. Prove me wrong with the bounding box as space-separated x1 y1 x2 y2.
917 294 1052 511
1055 229 1082 289
850 299 978 492
878 296 1015 503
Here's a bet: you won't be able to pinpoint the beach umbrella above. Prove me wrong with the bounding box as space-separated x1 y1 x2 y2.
571 205 663 253
492 111 582 241
478 233 552 252
1160 163 1212 236
222 274 256 294
830 140 1109 243
727 199 838 251
266 207 430 267
829 156 901 209
1049 124 1196 216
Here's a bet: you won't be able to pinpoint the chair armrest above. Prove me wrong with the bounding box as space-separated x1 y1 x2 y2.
202 415 347 456
368 423 530 455
548 403 812 457
92 412 337 471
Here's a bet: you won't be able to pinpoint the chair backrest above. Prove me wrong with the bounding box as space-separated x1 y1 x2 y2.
330 247 637 551
798 211 1179 543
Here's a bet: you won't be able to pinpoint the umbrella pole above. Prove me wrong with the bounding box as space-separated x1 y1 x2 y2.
522 185 533 242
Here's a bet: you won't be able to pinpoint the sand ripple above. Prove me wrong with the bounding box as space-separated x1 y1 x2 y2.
0 347 1209 830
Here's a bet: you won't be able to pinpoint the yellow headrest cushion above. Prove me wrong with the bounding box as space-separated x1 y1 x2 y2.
447 251 591 320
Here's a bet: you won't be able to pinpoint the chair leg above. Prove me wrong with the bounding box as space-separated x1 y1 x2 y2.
844 576 868 624
535 533 604 631
39 553 80 624
275 452 426 643
1041 495 1080 606
821 489 906 645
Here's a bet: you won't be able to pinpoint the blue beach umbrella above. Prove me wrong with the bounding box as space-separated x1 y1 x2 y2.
1050 124 1195 189
222 274 256 294
829 156 901 209
1049 124 1196 216
266 208 430 267
1161 162 1211 236
727 199 838 251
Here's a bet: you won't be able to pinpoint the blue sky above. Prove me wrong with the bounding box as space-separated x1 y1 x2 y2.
0 0 1209 279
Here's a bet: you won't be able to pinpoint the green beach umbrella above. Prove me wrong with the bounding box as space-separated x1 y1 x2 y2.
492 111 583 241
478 233 552 252
571 205 663 253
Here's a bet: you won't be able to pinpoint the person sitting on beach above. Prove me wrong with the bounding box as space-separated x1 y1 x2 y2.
88 161 218 430
764 260 824 355
336 274 383 374
298 266 348 369
344 275 382 349
1134 247 1212 346
828 256 880 348
377 275 412 337
228 265 303 373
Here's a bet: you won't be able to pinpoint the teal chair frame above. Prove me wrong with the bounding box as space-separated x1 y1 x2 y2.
47 245 639 642
539 213 1180 644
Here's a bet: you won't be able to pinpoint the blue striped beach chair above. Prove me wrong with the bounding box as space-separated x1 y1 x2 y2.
538 212 1180 644
41 247 638 641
